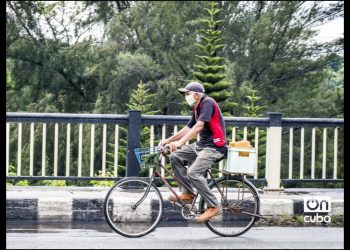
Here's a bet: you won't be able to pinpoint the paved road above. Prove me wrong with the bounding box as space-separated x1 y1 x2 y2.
6 222 344 249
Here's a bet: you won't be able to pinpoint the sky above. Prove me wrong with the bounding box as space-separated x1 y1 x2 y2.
313 17 344 42
77 2 345 45
8 1 343 45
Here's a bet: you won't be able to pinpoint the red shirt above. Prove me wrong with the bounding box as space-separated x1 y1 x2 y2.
187 95 227 154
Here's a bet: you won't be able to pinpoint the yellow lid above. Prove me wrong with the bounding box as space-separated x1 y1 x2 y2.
229 140 251 148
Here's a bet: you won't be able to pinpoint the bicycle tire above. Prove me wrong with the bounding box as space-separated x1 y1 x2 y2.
198 175 260 237
103 177 164 238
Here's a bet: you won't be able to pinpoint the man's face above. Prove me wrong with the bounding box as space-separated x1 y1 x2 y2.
185 91 200 102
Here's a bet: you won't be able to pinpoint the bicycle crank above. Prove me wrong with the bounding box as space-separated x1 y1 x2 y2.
181 204 197 220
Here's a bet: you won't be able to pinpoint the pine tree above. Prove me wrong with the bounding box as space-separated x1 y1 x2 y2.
125 81 160 115
105 81 160 177
193 1 237 115
242 88 267 179
243 90 265 118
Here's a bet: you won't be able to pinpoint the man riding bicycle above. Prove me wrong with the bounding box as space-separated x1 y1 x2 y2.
160 81 227 223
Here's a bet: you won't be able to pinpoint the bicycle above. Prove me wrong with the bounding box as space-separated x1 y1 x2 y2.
103 145 264 238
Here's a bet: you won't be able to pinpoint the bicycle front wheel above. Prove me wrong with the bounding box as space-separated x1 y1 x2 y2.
104 177 164 238
199 175 260 237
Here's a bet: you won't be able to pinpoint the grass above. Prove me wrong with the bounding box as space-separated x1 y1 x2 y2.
256 214 343 227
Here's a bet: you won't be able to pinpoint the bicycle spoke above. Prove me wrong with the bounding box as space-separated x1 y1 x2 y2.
104 178 163 238
199 176 259 237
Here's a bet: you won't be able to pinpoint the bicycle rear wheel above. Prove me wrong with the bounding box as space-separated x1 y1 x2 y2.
199 175 260 237
103 177 164 238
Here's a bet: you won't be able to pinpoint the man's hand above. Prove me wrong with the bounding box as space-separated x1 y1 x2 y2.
170 141 183 153
159 139 170 147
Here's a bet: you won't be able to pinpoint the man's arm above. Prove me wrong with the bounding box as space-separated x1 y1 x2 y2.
178 121 204 145
160 126 191 146
169 121 205 152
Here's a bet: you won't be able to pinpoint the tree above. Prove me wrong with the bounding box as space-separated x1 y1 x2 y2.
107 1 206 77
242 88 267 178
6 1 343 186
243 89 265 117
192 2 237 115
125 81 160 115
93 51 164 114
219 1 343 117
106 1 209 115
105 81 161 178
7 1 343 118
6 1 102 113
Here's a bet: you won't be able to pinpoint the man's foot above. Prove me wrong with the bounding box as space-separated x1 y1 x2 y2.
196 206 221 223
168 193 194 203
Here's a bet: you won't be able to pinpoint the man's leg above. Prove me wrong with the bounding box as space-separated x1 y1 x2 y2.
187 148 224 207
169 143 197 194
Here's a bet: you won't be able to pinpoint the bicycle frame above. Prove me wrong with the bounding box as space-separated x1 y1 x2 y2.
134 154 231 214
104 147 267 238
131 151 265 221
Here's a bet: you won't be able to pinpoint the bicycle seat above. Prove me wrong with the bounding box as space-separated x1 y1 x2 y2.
215 155 227 163
214 150 228 163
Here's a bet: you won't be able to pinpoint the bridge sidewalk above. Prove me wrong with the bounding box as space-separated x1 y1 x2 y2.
6 186 344 225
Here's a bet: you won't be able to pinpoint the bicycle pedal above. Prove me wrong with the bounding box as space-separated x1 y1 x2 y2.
173 202 183 208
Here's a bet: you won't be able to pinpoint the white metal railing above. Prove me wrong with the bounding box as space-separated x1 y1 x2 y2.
156 125 263 179
6 112 344 189
42 123 46 176
286 126 341 180
6 122 122 178
66 123 71 177
8 123 262 179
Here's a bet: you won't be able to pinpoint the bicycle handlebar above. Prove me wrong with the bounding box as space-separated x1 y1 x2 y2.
158 144 171 155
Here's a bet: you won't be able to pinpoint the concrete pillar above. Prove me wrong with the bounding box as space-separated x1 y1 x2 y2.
264 112 284 192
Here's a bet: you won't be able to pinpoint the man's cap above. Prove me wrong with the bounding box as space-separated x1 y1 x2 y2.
178 82 205 93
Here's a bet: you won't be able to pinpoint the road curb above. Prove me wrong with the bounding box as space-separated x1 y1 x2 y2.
6 197 344 223
7 187 344 225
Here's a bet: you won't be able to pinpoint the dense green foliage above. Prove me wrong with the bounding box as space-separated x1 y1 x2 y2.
6 1 343 117
192 2 237 115
6 1 343 184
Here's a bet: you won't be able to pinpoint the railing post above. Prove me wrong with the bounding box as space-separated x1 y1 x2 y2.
264 112 284 192
126 110 141 177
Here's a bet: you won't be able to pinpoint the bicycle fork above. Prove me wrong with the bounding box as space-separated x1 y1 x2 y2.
131 176 155 210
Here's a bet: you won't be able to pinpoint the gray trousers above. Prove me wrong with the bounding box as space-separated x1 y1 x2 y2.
169 143 224 207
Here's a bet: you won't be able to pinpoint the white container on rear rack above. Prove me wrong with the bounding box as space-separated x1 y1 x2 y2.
223 147 257 176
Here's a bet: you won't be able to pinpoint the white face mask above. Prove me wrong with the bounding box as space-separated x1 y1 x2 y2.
185 94 197 106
